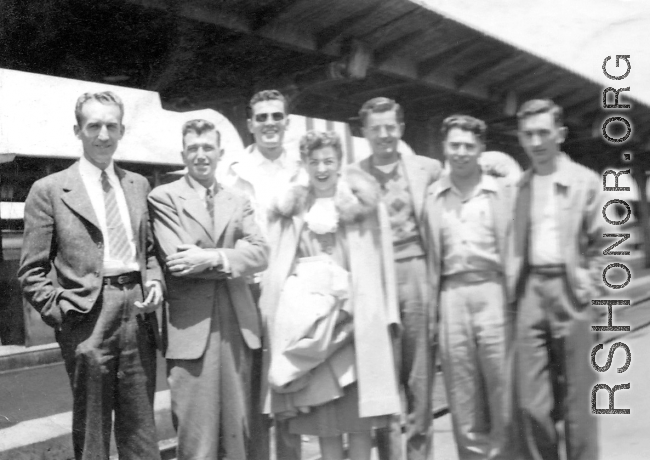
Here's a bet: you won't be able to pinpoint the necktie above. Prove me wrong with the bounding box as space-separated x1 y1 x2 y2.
101 171 132 263
206 187 215 224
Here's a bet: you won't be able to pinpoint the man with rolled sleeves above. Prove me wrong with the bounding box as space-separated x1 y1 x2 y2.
148 119 268 460
355 97 443 460
508 99 604 460
19 91 163 460
424 115 514 459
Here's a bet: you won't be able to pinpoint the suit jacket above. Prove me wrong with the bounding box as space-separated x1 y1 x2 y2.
18 162 162 328
506 153 607 310
424 173 516 326
147 175 268 360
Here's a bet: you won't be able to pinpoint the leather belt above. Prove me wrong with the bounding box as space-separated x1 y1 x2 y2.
442 270 501 285
529 264 566 276
103 272 141 287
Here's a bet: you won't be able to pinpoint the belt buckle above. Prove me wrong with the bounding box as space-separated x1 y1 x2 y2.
116 274 130 285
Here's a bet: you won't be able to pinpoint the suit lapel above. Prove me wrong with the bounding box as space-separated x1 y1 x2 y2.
178 176 216 243
212 189 236 243
60 162 101 230
401 156 428 221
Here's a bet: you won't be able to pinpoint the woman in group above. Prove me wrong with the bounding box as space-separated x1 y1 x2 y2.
260 130 401 460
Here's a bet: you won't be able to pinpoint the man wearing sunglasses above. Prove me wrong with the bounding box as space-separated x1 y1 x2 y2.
223 89 302 460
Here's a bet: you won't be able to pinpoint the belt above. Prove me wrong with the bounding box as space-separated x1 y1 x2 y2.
529 264 566 276
442 270 501 285
103 271 141 286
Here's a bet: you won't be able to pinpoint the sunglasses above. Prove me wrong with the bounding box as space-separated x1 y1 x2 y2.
254 112 285 122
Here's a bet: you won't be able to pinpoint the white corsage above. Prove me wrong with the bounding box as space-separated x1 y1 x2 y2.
304 198 339 234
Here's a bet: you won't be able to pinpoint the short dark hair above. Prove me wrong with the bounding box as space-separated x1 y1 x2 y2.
441 114 487 143
517 99 564 127
358 97 404 126
299 130 343 163
248 89 287 116
181 119 220 146
75 91 124 125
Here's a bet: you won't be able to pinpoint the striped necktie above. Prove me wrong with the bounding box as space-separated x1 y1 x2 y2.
101 171 132 263
206 187 215 224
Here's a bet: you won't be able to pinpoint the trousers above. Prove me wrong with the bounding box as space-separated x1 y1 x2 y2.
377 256 433 460
514 272 598 460
57 281 160 460
439 276 509 460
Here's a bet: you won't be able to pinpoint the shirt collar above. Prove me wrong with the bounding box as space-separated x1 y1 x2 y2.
79 155 116 182
250 145 287 168
186 174 217 199
520 152 571 187
435 171 497 198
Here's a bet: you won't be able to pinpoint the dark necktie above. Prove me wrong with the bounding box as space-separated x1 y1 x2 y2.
101 171 132 263
206 187 215 224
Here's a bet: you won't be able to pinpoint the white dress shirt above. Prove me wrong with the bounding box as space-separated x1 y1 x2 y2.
185 175 231 273
78 156 139 276
530 172 562 265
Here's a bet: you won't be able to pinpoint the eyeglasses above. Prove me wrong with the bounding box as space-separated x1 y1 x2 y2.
254 112 286 122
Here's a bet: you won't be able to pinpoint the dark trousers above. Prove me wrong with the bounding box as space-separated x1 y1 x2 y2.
377 256 434 460
514 273 598 460
57 281 159 460
168 281 253 460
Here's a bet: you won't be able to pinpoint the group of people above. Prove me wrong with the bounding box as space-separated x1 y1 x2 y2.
17 87 605 460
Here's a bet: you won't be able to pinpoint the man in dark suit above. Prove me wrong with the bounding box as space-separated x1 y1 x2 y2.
507 99 604 460
19 91 163 460
354 97 443 460
148 119 268 460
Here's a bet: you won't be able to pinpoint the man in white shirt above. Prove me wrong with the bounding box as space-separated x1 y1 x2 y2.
19 91 163 460
223 89 302 460
508 99 605 460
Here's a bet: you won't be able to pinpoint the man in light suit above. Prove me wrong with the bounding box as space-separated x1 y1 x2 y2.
424 115 514 460
148 119 268 460
19 91 163 460
354 97 442 460
508 99 604 460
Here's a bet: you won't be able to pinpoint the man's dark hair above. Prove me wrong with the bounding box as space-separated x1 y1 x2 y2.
358 97 404 126
181 119 220 146
517 99 564 127
441 114 487 143
248 89 287 116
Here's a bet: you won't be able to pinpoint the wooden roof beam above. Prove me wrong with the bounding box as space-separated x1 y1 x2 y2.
374 30 423 66
249 0 303 31
417 38 479 78
455 51 517 89
489 63 548 95
315 3 384 50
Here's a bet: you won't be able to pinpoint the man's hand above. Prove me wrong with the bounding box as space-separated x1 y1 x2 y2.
166 244 219 277
135 280 163 313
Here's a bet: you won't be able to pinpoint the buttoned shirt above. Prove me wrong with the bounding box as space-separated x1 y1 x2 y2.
78 156 138 276
185 175 231 272
226 145 302 241
436 173 502 276
530 169 562 265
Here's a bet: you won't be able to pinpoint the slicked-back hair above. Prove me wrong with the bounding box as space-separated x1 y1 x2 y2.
441 114 487 143
299 130 343 163
517 99 564 127
248 89 287 116
182 119 220 146
358 97 404 126
75 91 124 125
